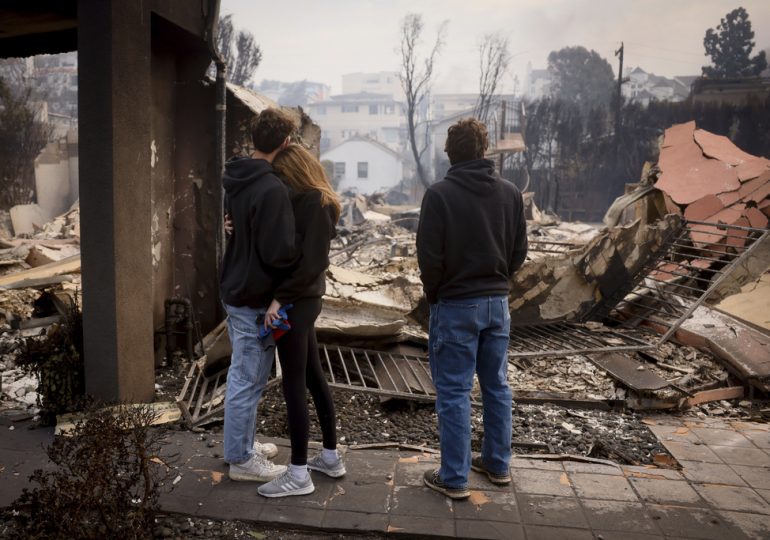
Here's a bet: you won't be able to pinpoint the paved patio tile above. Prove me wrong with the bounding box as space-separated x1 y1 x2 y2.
259 504 325 529
390 485 453 518
455 520 525 540
580 499 660 534
325 479 391 514
570 473 637 501
387 514 455 537
629 477 703 505
680 460 747 486
592 532 664 540
738 429 770 449
523 525 593 540
344 453 398 482
454 490 519 523
512 468 573 496
622 465 684 481
660 441 723 463
562 461 623 475
321 509 388 533
646 504 741 540
758 489 770 505
159 493 205 517
693 484 770 514
709 446 770 467
516 494 589 529
393 457 436 487
718 510 770 540
728 465 770 490
648 424 701 444
195 495 262 522
691 427 755 448
510 457 564 471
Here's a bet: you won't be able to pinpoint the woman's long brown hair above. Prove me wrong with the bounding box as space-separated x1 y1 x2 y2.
273 144 341 224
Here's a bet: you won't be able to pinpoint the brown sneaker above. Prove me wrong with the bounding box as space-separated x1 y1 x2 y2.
423 469 470 500
471 456 511 485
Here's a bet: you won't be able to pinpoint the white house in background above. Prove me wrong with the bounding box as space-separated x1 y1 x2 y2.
623 67 696 105
342 71 403 100
307 92 406 153
321 135 405 195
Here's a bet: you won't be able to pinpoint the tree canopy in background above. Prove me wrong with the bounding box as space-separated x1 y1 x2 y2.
216 15 262 87
547 46 615 112
702 7 767 78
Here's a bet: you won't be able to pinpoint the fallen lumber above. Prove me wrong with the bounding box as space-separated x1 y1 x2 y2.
0 255 80 289
681 386 744 408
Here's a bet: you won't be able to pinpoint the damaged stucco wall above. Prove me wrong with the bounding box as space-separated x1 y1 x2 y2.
509 215 681 324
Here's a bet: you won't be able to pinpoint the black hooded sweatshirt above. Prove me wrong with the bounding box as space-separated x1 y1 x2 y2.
416 158 528 304
219 157 298 308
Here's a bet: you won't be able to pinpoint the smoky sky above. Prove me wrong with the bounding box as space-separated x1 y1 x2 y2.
223 0 770 94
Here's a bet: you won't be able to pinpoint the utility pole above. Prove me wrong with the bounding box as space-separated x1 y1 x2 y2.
499 100 507 175
614 42 624 147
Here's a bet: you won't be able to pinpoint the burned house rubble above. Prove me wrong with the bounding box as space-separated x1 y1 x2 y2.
2 122 770 468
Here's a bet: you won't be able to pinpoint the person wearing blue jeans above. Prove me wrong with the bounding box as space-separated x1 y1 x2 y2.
222 304 276 467
219 108 299 482
417 118 527 499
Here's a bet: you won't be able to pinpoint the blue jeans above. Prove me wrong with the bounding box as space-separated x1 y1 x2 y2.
223 303 275 464
428 295 512 489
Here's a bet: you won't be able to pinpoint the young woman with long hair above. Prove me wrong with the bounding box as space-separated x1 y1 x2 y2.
256 144 344 498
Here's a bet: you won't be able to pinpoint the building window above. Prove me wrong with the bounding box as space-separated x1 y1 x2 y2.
341 105 359 113
357 162 368 179
369 104 378 115
334 162 346 181
384 104 395 114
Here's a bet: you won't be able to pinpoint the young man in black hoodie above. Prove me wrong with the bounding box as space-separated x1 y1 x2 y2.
417 118 527 499
220 108 297 482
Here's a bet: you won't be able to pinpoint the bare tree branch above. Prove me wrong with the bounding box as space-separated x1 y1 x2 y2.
475 33 510 125
398 13 447 189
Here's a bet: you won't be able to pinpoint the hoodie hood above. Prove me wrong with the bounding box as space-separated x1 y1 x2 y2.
444 158 499 195
223 157 274 196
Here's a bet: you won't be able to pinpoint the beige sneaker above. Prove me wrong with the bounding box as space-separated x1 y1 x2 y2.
254 440 278 459
229 452 286 482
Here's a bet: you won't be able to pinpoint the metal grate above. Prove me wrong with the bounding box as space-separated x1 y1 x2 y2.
319 344 435 402
508 322 652 358
509 219 769 359
176 359 228 427
591 219 769 344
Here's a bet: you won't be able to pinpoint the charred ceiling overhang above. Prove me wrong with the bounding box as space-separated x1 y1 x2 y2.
0 1 77 59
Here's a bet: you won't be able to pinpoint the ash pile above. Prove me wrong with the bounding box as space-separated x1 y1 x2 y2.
0 202 81 418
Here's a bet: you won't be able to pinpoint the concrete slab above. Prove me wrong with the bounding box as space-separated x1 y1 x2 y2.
730 465 770 490
516 494 589 529
718 510 770 540
455 520 525 540
570 473 637 501
512 468 573 496
709 445 770 467
680 461 748 486
693 484 770 514
524 524 593 540
660 440 723 463
453 490 519 523
646 504 743 539
580 499 660 535
690 427 755 448
629 477 703 505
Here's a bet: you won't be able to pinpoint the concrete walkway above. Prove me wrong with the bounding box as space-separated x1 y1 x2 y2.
2 413 769 539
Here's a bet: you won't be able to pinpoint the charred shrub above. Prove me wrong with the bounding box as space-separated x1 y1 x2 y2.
7 404 170 540
17 298 84 425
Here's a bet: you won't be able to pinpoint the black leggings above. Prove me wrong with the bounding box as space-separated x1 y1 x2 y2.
276 297 337 465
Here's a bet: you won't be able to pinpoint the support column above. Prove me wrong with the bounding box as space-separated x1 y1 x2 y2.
78 1 154 402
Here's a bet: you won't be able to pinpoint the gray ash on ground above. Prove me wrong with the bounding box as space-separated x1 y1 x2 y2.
255 385 669 466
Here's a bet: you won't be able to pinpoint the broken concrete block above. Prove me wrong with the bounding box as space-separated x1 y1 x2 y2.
693 129 756 166
9 204 53 236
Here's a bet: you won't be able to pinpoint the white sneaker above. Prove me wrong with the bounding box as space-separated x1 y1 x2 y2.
254 440 278 459
307 452 346 478
257 469 315 498
229 452 286 482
